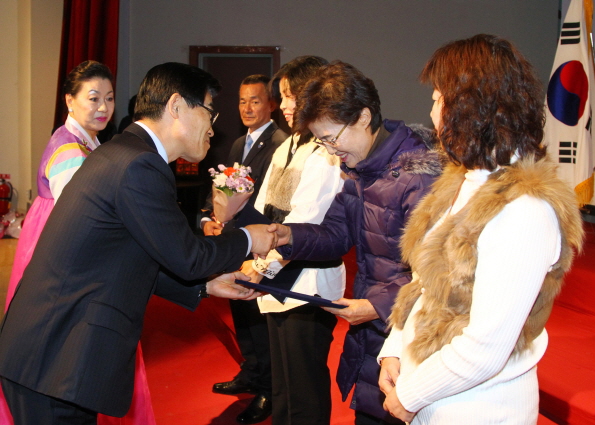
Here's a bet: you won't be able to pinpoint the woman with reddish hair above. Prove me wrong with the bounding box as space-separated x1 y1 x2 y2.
378 34 584 424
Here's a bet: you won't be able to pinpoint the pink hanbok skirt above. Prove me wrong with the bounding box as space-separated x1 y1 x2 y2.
1 196 156 424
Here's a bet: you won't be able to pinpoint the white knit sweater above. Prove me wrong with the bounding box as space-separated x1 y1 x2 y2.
379 168 562 424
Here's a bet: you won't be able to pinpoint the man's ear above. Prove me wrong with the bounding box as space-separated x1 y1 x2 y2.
268 99 277 113
167 93 183 119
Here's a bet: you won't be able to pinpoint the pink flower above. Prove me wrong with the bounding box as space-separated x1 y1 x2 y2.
210 164 254 195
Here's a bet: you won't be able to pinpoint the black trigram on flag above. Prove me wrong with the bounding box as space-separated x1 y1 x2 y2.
561 22 580 44
559 141 578 163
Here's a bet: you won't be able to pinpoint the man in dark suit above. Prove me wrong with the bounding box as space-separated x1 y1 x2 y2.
202 74 287 231
204 75 287 424
0 62 276 425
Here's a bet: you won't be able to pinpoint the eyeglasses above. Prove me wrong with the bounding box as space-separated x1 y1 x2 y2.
314 122 349 147
199 103 219 126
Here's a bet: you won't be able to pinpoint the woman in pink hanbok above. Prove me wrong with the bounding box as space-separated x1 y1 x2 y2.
1 60 156 425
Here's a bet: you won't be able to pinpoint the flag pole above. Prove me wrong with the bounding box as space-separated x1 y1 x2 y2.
577 0 595 205
585 0 592 36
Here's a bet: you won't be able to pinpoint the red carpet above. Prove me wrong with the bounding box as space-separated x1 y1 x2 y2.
142 226 594 425
537 224 595 424
141 249 357 425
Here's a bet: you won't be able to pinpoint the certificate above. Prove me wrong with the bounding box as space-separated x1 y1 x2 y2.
236 280 347 309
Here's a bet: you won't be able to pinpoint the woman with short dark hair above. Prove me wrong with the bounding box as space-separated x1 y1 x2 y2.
272 60 443 424
378 34 584 424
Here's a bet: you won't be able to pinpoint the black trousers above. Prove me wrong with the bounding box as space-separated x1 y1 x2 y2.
267 304 337 425
1 377 97 425
229 298 272 392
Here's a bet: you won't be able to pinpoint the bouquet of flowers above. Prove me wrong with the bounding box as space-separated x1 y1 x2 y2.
208 163 255 223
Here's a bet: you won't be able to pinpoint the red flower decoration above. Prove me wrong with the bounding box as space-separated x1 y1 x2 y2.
223 167 236 176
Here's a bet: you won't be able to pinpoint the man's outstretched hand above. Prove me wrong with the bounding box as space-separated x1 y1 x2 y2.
244 224 278 258
206 271 260 300
203 220 223 236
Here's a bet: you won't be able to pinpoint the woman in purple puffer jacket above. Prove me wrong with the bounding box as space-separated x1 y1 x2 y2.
273 61 443 424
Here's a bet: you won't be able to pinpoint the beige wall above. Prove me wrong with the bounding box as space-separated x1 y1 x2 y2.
30 0 63 205
0 0 24 211
0 0 62 212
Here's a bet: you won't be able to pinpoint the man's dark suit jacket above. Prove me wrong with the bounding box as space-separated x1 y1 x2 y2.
0 124 248 417
227 121 288 205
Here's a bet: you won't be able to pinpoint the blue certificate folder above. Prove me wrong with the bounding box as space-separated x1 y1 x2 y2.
235 280 347 309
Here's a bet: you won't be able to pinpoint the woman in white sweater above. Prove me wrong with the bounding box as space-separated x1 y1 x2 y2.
240 56 346 425
377 34 584 424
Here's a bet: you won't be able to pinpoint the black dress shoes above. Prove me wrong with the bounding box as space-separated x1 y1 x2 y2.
236 392 272 424
212 378 257 395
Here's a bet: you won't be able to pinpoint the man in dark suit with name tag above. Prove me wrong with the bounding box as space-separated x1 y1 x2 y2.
0 62 276 425
204 74 287 424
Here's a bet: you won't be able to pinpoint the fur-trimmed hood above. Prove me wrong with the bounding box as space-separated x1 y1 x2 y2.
341 120 445 182
407 123 439 150
399 124 446 176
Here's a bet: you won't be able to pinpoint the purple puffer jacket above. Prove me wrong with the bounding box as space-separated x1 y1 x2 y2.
278 120 443 422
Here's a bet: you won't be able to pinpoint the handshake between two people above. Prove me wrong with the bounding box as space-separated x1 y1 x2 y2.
204 223 292 301
243 223 293 258
203 223 293 258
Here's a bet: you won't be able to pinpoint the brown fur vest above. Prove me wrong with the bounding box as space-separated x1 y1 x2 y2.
389 156 584 365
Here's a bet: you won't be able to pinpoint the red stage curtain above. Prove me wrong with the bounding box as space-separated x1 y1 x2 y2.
53 0 120 130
